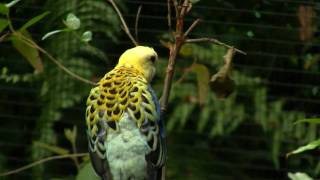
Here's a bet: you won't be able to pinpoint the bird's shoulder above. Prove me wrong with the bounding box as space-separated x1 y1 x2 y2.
86 66 158 131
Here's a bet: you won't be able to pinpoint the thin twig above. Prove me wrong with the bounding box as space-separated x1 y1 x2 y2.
0 153 88 176
0 32 10 42
15 33 96 85
70 128 80 171
172 0 179 18
160 0 187 112
185 38 247 55
184 18 200 37
107 0 139 46
135 5 142 42
167 0 172 29
179 0 190 18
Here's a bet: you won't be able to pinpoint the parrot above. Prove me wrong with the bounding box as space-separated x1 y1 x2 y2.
85 46 166 180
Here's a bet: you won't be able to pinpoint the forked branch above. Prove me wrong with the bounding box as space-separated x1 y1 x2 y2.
160 0 246 113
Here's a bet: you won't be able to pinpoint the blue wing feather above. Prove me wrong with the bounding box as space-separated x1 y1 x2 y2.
148 85 165 138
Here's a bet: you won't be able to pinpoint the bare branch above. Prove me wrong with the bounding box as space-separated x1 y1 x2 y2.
160 1 186 113
184 18 200 37
224 47 235 66
173 0 179 18
135 5 142 42
107 0 139 46
179 0 190 17
185 38 247 55
16 33 96 85
167 0 172 29
0 153 88 176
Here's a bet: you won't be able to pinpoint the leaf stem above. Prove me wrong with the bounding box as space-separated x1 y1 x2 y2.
0 153 88 176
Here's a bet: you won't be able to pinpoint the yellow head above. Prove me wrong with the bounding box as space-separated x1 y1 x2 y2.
116 46 158 82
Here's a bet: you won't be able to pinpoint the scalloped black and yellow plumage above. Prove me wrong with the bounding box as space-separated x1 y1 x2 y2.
85 46 166 180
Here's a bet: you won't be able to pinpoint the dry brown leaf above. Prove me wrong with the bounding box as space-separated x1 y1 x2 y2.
297 5 315 41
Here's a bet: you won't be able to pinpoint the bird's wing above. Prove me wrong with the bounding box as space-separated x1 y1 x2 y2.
145 85 166 167
86 86 111 180
86 67 166 179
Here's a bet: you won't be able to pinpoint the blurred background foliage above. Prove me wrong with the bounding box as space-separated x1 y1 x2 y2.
0 0 320 179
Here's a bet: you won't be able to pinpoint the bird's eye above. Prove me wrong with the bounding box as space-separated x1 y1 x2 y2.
150 55 156 63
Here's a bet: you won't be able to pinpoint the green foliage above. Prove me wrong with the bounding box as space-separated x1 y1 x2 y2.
0 66 38 83
81 31 92 42
287 140 320 157
64 13 81 30
42 13 92 41
295 118 320 125
163 42 308 170
30 0 122 178
1 0 319 179
190 63 210 105
19 11 50 31
287 118 320 176
0 3 9 15
5 0 21 8
0 18 8 32
288 172 313 180
76 162 99 180
11 31 43 72
0 1 47 72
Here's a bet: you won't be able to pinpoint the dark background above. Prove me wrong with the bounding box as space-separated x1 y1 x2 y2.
0 0 320 179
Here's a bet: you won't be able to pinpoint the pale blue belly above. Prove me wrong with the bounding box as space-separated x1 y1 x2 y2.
106 113 151 180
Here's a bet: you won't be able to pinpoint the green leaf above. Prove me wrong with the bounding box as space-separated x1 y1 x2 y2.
64 126 77 145
65 13 80 30
81 31 92 42
179 44 193 57
12 74 20 83
254 11 261 18
246 31 254 37
42 29 67 40
76 162 100 180
5 0 21 8
19 11 50 31
0 18 8 32
287 139 320 157
0 4 9 15
11 31 43 72
1 67 8 75
190 63 210 105
288 172 313 180
272 131 280 169
294 118 320 125
33 141 69 155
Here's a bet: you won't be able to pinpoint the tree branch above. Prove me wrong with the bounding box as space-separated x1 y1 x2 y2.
0 153 88 176
185 38 247 55
160 0 189 113
167 0 172 29
15 32 96 85
135 5 142 42
0 32 10 42
184 18 200 37
107 0 139 46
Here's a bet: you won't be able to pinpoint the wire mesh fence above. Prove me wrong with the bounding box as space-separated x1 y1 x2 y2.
0 0 320 179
